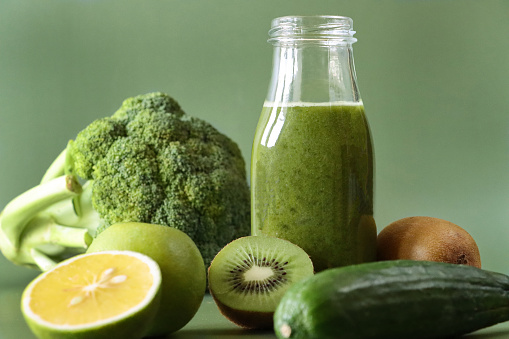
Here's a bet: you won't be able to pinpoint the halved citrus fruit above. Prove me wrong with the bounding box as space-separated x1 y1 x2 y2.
21 250 162 339
87 222 206 336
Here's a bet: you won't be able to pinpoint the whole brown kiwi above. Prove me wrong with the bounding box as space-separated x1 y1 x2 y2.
377 216 481 268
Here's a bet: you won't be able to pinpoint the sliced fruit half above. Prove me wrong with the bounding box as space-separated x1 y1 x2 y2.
208 236 314 329
21 250 162 339
86 222 206 336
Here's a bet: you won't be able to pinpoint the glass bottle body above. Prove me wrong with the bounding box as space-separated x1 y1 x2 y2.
251 16 376 272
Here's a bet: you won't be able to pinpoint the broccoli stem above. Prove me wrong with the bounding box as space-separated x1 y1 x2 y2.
0 175 84 268
17 214 93 270
40 148 68 184
46 181 103 236
31 248 59 272
46 223 92 248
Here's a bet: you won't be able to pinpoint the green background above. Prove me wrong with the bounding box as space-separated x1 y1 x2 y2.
1 1 508 338
0 0 508 289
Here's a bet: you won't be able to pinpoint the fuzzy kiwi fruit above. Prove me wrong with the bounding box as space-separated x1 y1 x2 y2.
208 236 314 329
377 216 481 268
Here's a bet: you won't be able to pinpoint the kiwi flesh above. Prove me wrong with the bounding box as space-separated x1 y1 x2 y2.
208 236 314 329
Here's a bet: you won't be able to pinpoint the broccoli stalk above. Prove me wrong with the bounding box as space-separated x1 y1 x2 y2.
0 149 98 270
40 148 68 184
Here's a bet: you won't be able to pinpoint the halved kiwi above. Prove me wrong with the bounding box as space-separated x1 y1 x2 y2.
208 236 314 329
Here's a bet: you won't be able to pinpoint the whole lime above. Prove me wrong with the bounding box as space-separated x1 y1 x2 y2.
87 222 206 336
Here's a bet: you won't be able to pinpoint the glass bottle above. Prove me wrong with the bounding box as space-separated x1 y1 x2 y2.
251 15 376 272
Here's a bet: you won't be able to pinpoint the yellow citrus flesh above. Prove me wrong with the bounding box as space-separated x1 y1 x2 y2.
87 222 206 336
22 251 161 333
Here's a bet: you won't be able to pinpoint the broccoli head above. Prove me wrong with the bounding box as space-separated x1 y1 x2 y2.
0 92 251 270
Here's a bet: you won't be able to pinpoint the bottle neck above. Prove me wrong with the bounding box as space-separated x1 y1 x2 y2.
266 43 360 104
265 16 361 105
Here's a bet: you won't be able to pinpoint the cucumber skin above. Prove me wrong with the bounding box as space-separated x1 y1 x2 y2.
274 260 509 339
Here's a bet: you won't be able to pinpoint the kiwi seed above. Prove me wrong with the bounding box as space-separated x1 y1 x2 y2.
228 254 289 293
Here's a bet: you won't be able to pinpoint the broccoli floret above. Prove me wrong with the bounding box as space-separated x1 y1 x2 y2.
0 92 250 270
68 117 127 179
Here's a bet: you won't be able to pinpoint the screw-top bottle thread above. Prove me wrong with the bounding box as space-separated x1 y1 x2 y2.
268 15 357 45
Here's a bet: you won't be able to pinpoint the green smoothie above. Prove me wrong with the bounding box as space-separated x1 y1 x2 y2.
251 102 376 271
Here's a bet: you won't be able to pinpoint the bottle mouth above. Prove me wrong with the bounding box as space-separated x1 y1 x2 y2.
268 15 357 45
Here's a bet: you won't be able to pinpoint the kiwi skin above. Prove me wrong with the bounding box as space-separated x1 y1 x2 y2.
212 302 273 330
208 266 273 330
377 216 481 268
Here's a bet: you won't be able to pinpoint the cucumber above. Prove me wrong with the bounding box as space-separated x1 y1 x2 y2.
274 260 509 339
